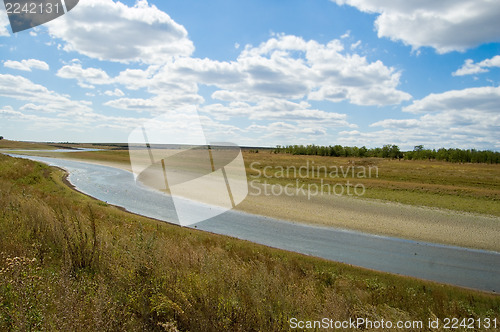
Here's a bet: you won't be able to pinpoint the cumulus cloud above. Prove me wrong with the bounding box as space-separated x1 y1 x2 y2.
103 33 410 129
113 66 161 90
104 93 204 113
403 86 500 114
0 74 93 115
104 97 157 111
453 55 500 76
104 88 125 97
0 106 23 118
0 6 9 37
146 34 411 107
103 33 410 144
46 0 194 64
344 86 500 150
201 98 353 125
332 0 500 53
56 63 112 88
4 59 49 71
244 121 329 144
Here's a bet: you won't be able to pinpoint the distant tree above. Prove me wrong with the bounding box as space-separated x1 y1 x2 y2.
381 145 391 158
332 145 344 157
0 136 3 140
389 145 403 159
275 143 499 164
358 146 368 158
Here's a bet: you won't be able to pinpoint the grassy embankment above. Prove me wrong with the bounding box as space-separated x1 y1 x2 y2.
1 153 500 330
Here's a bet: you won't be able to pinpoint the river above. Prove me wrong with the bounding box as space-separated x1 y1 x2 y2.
6 154 500 292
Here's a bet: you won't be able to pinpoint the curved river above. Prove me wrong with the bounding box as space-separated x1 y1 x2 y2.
8 154 500 292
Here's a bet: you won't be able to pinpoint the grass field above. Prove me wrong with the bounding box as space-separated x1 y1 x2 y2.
0 139 57 150
1 153 499 331
247 152 500 216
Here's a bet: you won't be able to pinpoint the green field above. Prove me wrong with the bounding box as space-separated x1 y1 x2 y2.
1 147 500 330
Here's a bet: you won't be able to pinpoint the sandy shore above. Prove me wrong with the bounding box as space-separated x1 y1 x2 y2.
24 154 500 252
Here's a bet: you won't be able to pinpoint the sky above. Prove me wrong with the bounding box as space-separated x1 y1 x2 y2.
0 0 499 150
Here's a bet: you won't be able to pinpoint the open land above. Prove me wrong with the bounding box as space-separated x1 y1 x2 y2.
4 141 499 252
0 146 499 330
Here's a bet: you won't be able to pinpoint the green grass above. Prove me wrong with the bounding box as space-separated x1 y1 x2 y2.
0 154 499 331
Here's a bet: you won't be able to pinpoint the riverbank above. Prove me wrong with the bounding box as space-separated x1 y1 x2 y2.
14 149 499 253
8 153 500 292
1 153 499 330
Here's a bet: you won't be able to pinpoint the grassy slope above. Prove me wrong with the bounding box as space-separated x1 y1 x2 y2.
1 154 499 331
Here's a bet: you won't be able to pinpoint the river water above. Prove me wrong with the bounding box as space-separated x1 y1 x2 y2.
6 154 500 292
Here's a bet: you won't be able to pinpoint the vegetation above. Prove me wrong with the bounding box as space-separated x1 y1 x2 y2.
0 139 56 150
405 145 500 163
1 154 499 330
275 144 500 164
247 153 500 216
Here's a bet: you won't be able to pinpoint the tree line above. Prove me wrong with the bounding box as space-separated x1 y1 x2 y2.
273 144 500 164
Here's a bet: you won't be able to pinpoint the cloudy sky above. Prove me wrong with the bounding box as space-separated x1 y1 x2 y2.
0 0 499 150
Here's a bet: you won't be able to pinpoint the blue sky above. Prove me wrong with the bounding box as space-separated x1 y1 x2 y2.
0 0 499 150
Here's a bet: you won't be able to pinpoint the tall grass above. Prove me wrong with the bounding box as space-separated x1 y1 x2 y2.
0 154 499 331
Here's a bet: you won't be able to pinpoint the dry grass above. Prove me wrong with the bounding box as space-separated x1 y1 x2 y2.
1 154 499 331
244 153 500 215
0 139 56 150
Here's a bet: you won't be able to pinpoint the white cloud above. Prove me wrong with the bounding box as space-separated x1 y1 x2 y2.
0 74 93 115
155 34 411 106
46 0 194 64
346 86 500 150
104 97 157 111
332 0 500 53
403 86 500 114
56 63 112 88
104 33 408 145
340 30 350 39
201 98 353 125
114 66 161 90
0 106 23 118
0 6 9 37
350 40 361 50
104 88 125 97
4 59 49 71
453 55 500 76
104 93 204 113
111 63 204 112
